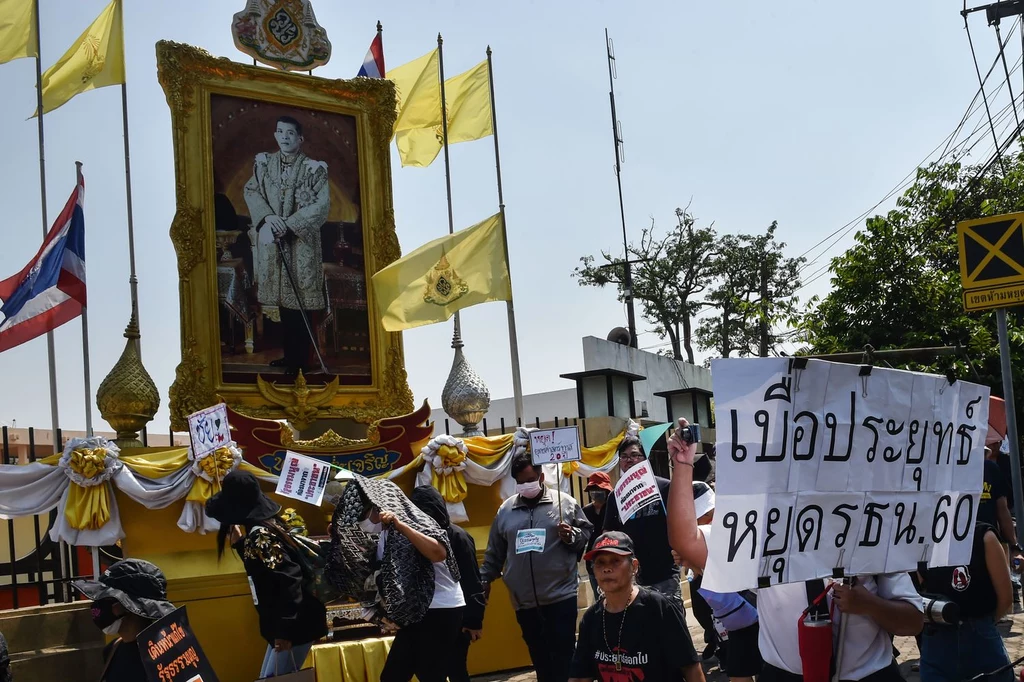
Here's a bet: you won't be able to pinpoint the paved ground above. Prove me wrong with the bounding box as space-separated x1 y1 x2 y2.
473 608 1024 681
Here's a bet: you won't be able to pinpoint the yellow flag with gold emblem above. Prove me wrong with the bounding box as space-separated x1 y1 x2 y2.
0 0 37 64
395 59 494 168
372 213 511 331
388 48 441 134
37 0 125 116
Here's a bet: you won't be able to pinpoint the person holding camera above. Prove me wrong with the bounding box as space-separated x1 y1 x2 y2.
919 521 1014 682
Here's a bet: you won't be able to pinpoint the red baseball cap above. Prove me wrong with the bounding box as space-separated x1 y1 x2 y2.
583 531 635 561
585 472 613 492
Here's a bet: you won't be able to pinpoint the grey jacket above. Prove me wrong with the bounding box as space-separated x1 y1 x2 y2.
481 487 593 610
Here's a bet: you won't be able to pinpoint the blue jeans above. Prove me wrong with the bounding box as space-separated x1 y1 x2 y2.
259 642 313 678
920 617 1012 682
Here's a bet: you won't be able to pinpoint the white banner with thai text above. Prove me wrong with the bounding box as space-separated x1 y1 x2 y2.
702 358 989 593
275 451 331 507
187 403 231 459
614 460 662 522
529 426 582 465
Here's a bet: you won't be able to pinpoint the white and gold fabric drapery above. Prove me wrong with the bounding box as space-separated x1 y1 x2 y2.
415 421 639 523
0 437 267 546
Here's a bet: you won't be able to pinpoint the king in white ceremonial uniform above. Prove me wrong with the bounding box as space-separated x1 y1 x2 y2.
244 115 330 373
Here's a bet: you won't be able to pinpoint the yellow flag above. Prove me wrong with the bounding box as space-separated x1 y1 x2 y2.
0 0 37 64
387 48 441 133
394 59 493 168
372 213 512 331
447 60 493 144
38 0 125 116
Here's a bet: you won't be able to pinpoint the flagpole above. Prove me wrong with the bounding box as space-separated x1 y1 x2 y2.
76 159 98 580
437 34 462 341
76 162 94 439
33 0 61 453
119 81 142 348
485 47 524 425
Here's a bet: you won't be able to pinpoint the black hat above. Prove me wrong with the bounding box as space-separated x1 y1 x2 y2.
583 531 635 561
71 559 176 621
205 470 281 526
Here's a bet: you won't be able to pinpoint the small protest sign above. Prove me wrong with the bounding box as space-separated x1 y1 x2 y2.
701 357 989 593
139 606 219 682
529 426 581 465
515 528 546 554
613 460 662 522
187 404 231 459
275 451 332 506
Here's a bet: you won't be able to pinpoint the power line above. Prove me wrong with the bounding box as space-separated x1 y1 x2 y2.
795 28 1024 278
965 0 1007 171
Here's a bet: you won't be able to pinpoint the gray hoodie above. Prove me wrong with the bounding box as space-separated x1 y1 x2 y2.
481 486 593 610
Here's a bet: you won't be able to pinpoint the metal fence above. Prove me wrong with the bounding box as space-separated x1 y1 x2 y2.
0 426 186 609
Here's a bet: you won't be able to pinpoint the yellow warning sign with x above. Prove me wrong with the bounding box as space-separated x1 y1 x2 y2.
957 212 1024 310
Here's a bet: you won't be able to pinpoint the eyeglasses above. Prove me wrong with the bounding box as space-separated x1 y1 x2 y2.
620 450 645 461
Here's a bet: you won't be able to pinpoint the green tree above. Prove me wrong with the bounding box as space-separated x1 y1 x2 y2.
799 149 1024 398
573 208 717 363
695 223 805 358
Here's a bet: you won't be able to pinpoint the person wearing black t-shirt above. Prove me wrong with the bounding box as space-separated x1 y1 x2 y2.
979 448 1015 545
921 523 1014 682
570 531 704 682
603 438 687 612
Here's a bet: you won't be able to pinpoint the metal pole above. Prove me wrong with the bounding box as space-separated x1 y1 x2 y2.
34 0 60 453
997 308 1024 546
605 29 637 348
437 34 463 345
486 47 525 424
76 163 94 438
120 83 142 353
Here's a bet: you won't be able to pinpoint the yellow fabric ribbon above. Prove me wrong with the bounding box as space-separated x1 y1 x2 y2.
185 462 266 503
463 433 515 467
64 481 111 530
580 431 628 469
561 460 581 477
120 447 190 479
431 466 469 504
428 443 469 504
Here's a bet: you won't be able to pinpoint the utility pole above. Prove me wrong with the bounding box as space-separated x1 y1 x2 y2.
759 259 770 358
605 29 638 348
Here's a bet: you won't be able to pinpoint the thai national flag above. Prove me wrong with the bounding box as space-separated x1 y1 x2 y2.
0 178 86 352
357 32 385 78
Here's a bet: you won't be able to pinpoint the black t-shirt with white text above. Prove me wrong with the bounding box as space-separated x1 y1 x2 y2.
570 588 688 681
978 458 1008 529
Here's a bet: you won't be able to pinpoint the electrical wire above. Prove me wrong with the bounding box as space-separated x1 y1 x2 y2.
795 21 1024 278
795 41 1022 272
995 20 1022 132
965 0 1008 171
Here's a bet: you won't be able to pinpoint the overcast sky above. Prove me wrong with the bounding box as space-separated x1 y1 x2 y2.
0 1 1013 433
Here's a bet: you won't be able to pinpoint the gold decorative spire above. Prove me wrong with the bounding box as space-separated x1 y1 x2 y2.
440 325 490 437
96 311 161 449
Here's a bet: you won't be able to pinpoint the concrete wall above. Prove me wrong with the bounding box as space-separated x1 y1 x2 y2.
430 388 578 435
581 336 712 422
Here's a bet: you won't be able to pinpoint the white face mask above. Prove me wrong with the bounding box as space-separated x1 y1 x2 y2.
516 480 543 499
102 618 123 636
358 518 383 534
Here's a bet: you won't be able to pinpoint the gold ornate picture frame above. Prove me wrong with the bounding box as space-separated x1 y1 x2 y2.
157 41 412 430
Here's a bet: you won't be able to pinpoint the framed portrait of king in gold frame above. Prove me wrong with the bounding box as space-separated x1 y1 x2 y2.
157 41 412 431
